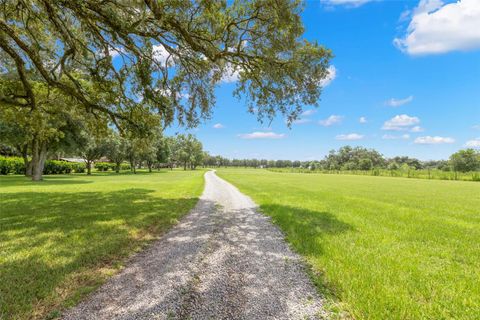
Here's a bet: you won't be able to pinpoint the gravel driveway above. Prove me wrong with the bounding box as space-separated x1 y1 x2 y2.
62 170 326 319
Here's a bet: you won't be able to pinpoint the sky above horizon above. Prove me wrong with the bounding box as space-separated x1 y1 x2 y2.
166 0 480 161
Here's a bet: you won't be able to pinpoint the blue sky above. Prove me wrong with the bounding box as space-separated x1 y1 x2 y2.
167 0 480 161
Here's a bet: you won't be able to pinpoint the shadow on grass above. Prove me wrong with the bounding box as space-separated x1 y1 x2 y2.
260 204 353 247
0 175 93 188
0 189 198 319
258 204 353 297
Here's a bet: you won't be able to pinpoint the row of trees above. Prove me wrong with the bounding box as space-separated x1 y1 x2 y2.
0 125 205 176
203 146 480 173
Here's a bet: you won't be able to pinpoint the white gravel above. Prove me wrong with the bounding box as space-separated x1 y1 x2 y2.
62 170 326 319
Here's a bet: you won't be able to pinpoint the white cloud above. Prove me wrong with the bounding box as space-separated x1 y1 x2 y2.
153 44 175 66
221 63 241 83
292 118 312 125
414 136 455 144
382 134 410 140
465 137 480 148
410 126 424 132
301 109 317 117
382 114 420 131
320 65 337 87
213 123 224 129
394 0 480 55
319 115 343 127
385 95 414 107
359 116 367 124
238 131 286 139
472 124 480 130
321 0 375 7
336 133 364 141
109 46 125 58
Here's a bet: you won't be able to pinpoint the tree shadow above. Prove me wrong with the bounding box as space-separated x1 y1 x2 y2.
258 203 354 257
0 175 93 188
0 189 198 319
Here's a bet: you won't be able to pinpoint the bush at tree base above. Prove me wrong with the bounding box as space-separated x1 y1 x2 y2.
0 157 86 175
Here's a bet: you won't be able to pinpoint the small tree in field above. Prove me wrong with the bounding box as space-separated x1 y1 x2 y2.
81 136 109 175
106 133 127 173
450 149 480 173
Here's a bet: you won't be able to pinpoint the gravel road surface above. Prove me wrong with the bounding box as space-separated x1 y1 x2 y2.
62 170 326 319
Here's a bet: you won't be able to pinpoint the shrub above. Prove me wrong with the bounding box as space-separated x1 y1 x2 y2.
43 160 74 174
0 157 88 175
95 162 114 171
0 156 24 175
71 162 86 173
120 163 131 170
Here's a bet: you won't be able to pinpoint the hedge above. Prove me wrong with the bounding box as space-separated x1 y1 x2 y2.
0 156 24 175
0 156 86 175
94 162 115 171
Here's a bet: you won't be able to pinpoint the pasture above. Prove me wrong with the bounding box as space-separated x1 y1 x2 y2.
0 170 204 320
216 168 480 319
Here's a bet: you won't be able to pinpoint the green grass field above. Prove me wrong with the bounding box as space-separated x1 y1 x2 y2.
0 170 204 320
216 168 480 319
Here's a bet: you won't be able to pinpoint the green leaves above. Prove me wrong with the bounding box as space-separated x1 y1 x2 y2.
1 0 332 129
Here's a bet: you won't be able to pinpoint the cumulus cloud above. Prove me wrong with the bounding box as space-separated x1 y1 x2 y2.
382 134 410 140
465 138 480 148
292 118 312 125
213 123 224 129
359 116 367 124
320 65 337 87
382 114 420 131
394 0 480 55
336 133 364 141
109 46 125 58
301 109 317 117
385 95 414 107
238 131 286 139
321 0 375 7
220 63 241 83
153 44 175 66
319 115 343 127
410 126 424 132
414 136 455 144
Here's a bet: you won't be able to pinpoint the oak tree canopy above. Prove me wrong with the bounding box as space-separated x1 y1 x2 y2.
0 0 332 180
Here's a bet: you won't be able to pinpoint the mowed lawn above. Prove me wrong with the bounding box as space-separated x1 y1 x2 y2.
216 168 480 319
0 170 204 320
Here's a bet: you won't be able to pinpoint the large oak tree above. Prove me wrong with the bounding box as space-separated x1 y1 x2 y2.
0 0 332 180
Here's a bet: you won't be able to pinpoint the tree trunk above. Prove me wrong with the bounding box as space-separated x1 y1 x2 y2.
86 161 92 175
20 144 32 176
26 160 33 176
130 160 136 174
115 162 121 173
31 139 47 181
184 161 187 170
148 162 152 172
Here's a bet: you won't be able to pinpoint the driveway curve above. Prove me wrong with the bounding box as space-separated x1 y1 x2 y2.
63 170 326 320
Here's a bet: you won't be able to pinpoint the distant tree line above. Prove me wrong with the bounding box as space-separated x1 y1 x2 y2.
203 146 480 173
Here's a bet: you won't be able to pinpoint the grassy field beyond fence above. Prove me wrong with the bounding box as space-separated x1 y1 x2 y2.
217 168 480 319
0 170 204 320
266 167 480 181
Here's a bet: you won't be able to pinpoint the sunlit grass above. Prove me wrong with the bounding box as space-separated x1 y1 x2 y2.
0 170 204 320
217 168 480 319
